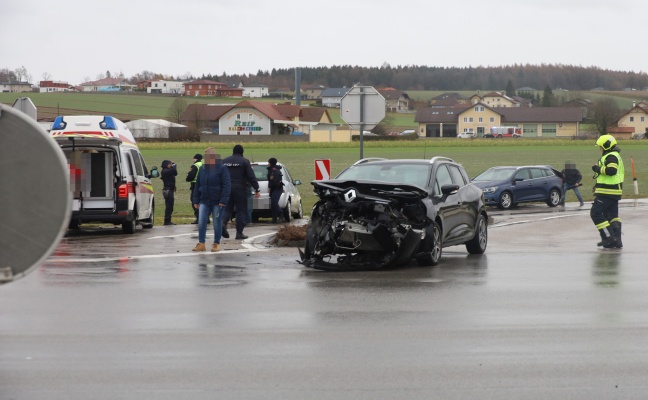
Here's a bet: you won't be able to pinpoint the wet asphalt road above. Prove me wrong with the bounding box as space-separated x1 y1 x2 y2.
2 200 648 399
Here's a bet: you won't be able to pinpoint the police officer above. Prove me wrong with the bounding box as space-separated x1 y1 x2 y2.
222 144 260 240
590 134 624 248
186 154 203 224
161 160 177 226
267 157 284 223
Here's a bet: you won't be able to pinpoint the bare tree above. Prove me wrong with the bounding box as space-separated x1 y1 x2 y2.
14 66 30 82
41 72 52 81
0 68 17 82
592 97 621 135
167 97 188 124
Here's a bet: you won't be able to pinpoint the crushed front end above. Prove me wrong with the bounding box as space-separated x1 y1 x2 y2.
299 180 429 270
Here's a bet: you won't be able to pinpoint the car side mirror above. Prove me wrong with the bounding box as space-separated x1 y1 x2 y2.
441 184 460 196
514 177 524 183
294 179 302 186
149 166 159 179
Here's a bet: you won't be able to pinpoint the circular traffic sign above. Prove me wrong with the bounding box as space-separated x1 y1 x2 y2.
0 105 71 284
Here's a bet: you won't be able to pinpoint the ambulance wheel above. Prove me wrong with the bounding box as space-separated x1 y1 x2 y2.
122 220 135 234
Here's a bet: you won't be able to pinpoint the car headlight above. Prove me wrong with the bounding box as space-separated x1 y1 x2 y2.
480 186 498 194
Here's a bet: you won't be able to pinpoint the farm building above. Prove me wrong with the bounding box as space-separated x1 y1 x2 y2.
125 119 188 140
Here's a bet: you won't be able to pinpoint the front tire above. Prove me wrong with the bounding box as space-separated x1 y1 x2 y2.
497 191 513 210
282 200 292 223
466 214 487 254
293 200 303 220
416 221 442 266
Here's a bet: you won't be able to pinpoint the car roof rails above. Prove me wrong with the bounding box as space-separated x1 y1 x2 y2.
353 157 388 165
429 156 455 164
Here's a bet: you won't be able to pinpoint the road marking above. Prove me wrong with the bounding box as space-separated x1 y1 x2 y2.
48 232 277 263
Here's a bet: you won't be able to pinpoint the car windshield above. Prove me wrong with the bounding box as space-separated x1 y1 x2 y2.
336 163 430 187
473 167 517 181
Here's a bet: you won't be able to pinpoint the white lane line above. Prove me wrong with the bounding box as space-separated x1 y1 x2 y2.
492 212 583 228
48 232 277 263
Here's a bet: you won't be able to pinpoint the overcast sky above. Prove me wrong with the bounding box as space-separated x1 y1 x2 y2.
2 0 646 85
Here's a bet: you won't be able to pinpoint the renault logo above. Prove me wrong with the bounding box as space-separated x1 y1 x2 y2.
344 189 357 203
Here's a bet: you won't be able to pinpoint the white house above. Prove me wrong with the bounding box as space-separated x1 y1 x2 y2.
242 84 269 98
1 82 32 92
320 88 351 107
147 80 184 94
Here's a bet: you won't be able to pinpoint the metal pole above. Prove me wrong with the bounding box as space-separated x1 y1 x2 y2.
359 87 364 159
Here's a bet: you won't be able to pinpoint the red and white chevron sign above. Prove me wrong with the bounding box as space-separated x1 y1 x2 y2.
315 159 331 181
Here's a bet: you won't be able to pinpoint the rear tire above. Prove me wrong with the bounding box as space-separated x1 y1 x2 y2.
465 214 488 254
122 219 135 234
547 188 561 207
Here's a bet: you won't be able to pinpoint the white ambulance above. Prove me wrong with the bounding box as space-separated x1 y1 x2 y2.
50 115 159 233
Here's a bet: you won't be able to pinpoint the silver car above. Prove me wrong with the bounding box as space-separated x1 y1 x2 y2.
250 162 303 222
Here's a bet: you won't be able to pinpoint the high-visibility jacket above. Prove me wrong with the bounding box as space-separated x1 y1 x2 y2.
595 151 624 197
191 160 203 183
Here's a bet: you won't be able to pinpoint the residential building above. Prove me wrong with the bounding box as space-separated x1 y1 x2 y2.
470 91 524 108
80 77 135 92
181 101 336 135
562 98 594 120
147 80 184 94
430 92 468 106
320 88 351 107
184 79 228 97
242 83 269 98
39 80 73 93
415 103 583 138
301 84 326 100
1 82 32 92
378 89 410 113
615 101 648 138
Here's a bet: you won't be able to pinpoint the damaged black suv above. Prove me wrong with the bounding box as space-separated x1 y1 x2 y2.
299 157 488 270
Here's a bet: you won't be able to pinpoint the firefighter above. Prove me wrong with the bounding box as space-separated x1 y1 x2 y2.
590 134 624 248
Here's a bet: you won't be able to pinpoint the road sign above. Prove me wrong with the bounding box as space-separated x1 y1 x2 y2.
12 97 37 120
340 86 386 131
315 159 331 180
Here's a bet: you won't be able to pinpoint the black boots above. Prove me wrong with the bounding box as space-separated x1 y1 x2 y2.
222 224 230 238
597 223 622 249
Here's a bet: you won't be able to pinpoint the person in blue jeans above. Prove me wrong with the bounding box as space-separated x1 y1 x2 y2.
560 162 584 207
192 148 231 252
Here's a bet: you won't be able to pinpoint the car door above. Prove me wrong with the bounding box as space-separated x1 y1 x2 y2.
432 164 464 244
512 168 534 202
280 164 301 214
447 164 476 240
128 149 153 219
529 167 553 200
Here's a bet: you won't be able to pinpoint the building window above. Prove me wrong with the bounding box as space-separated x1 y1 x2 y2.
641 117 645 122
630 116 634 122
474 106 484 112
479 117 483 123
489 117 495 123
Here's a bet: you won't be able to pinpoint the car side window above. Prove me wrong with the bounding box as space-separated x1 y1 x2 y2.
514 169 529 180
129 150 144 177
530 168 545 179
447 165 466 186
434 164 453 195
138 152 149 176
283 167 292 182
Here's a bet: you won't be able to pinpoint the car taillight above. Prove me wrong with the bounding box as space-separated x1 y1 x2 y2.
118 183 135 198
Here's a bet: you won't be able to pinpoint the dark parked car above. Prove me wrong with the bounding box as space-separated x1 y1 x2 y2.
299 157 488 270
471 165 563 210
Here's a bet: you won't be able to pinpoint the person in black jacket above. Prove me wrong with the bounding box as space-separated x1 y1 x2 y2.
221 144 260 240
267 157 284 223
161 160 177 225
560 162 584 207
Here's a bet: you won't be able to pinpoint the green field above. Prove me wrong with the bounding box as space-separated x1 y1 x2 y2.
140 140 648 225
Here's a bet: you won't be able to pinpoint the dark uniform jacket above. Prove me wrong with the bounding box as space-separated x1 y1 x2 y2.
223 154 260 191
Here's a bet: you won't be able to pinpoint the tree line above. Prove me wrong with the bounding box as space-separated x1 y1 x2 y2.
3 64 647 92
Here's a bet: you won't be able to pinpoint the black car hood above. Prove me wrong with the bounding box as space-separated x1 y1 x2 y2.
312 179 429 200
